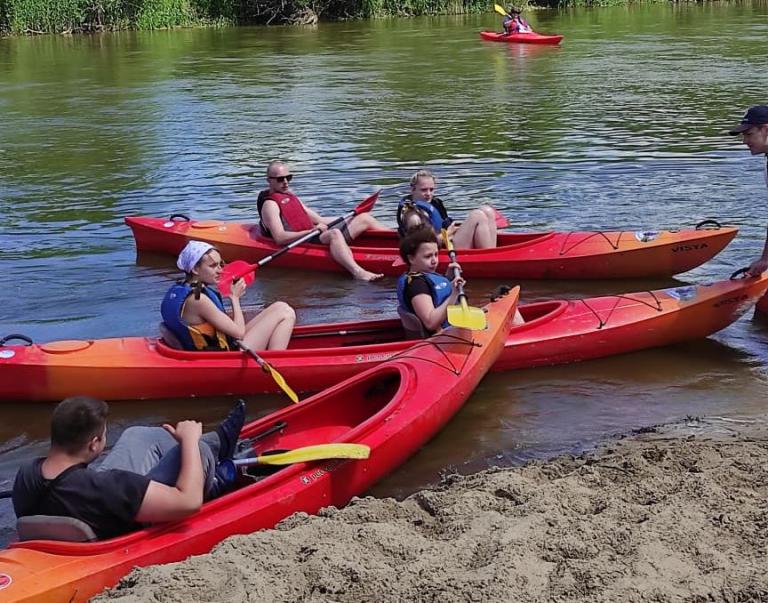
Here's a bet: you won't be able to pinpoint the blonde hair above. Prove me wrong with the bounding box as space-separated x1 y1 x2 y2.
409 169 437 187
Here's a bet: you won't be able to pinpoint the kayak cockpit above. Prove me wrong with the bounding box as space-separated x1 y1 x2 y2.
9 365 406 551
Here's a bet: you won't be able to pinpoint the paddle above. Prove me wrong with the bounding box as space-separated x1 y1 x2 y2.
441 229 488 330
216 443 371 483
492 207 509 228
0 443 371 499
237 341 299 404
218 191 381 296
494 3 511 17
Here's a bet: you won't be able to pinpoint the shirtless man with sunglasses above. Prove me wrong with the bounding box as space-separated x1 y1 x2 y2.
256 160 385 281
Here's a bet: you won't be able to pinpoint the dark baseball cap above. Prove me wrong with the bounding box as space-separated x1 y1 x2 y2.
728 105 768 135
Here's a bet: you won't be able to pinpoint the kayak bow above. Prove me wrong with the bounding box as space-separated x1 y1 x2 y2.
0 289 519 602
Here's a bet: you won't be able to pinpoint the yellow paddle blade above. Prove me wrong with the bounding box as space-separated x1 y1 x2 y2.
447 303 487 330
263 363 299 404
256 443 371 465
494 3 510 17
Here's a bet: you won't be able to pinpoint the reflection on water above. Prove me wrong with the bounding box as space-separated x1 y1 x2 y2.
2 2 768 543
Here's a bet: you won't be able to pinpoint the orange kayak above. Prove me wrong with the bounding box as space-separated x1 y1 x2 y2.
1 274 766 402
0 290 518 602
125 215 737 279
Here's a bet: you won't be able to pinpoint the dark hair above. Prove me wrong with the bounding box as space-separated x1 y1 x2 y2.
50 396 109 454
399 227 439 265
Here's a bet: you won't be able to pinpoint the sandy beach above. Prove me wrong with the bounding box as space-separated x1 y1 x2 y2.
94 415 768 602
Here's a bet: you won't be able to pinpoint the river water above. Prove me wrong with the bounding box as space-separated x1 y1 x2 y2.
1 3 768 542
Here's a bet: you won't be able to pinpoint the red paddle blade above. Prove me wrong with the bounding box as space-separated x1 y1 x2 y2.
218 260 256 296
354 191 380 215
492 207 509 228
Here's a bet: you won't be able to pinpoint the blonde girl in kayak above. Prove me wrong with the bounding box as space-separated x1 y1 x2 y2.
161 241 295 351
396 169 498 249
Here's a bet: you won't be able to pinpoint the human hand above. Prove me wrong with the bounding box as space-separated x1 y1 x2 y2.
748 258 768 277
229 278 247 299
163 420 203 443
447 222 460 237
315 223 329 233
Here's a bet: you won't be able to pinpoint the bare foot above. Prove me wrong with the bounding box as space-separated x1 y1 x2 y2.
353 269 384 282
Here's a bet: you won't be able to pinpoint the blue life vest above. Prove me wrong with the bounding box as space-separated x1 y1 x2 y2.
396 271 452 331
160 283 233 351
397 195 452 236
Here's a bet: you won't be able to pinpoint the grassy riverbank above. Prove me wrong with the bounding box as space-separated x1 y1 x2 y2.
0 0 512 35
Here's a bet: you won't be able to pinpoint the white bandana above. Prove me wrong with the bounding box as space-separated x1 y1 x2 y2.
177 241 214 273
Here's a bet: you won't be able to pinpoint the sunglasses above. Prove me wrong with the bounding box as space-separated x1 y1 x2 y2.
269 174 293 183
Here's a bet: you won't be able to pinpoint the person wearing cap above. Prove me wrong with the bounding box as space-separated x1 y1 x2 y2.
12 396 246 540
503 7 532 35
729 105 768 276
161 241 295 351
257 160 385 281
396 169 498 249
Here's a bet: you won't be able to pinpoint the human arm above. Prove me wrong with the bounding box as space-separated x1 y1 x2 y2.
134 420 205 523
183 287 247 340
748 230 768 275
261 199 325 245
409 275 463 333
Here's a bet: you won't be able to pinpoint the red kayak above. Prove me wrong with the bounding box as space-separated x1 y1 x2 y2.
479 30 564 45
125 215 737 280
0 289 518 602
2 274 765 402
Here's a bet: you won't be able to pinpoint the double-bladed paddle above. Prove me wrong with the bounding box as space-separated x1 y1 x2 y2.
442 229 488 330
216 443 371 483
494 3 511 17
237 341 299 404
218 191 381 296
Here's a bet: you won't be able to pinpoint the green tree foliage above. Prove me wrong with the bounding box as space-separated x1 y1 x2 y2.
0 0 500 34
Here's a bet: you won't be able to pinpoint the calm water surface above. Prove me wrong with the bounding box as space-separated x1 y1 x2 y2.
2 3 768 542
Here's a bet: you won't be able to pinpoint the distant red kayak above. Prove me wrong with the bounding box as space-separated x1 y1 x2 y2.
480 30 564 45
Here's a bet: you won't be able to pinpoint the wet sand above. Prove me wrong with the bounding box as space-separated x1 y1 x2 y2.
95 415 768 602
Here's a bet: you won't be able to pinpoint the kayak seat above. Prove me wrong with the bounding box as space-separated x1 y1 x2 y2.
397 307 428 340
159 322 185 350
17 515 97 542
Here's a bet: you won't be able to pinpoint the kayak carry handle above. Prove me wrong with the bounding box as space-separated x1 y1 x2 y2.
0 334 34 346
730 267 751 280
695 219 722 230
168 214 191 222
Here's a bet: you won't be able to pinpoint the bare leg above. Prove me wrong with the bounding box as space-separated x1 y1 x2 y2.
319 229 383 281
452 209 494 249
345 212 387 237
242 301 296 350
479 205 499 246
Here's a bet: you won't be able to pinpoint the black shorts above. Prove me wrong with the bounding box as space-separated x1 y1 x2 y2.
311 220 352 244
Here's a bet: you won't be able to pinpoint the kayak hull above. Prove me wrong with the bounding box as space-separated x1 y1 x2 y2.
1 275 766 402
479 30 564 45
0 289 518 602
124 216 738 279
